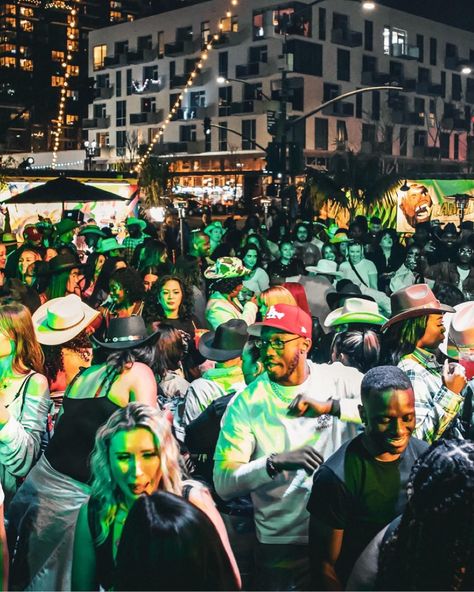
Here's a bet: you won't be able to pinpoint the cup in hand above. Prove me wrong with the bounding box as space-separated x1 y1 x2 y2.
458 348 474 381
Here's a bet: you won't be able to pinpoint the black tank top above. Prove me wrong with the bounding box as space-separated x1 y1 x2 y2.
45 368 121 484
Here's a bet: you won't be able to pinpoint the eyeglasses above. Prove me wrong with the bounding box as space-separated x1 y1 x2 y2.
459 248 473 254
255 335 300 351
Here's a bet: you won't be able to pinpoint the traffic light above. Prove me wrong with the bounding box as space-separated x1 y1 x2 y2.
203 117 211 135
288 142 304 175
265 141 284 174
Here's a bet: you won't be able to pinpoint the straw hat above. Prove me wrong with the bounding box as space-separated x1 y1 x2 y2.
439 301 474 359
32 294 99 345
324 297 388 328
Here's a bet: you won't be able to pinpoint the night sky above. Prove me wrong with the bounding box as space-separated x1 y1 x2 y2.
377 0 474 32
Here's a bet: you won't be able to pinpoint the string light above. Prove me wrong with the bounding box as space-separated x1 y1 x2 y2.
134 1 239 173
51 1 79 169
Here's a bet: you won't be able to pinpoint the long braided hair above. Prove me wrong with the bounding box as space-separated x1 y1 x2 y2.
377 438 474 590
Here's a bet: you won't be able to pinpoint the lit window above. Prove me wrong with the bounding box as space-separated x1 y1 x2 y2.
19 8 34 17
0 56 15 68
67 65 79 76
19 59 33 71
68 40 79 52
20 20 33 32
51 76 64 86
66 114 78 125
52 51 65 61
219 16 238 33
93 45 107 71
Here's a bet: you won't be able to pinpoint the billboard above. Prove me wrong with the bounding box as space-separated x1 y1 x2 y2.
396 179 474 232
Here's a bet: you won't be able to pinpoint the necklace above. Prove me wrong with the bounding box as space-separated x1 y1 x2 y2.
269 380 299 403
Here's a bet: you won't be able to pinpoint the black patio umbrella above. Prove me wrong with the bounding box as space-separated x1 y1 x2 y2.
3 177 128 205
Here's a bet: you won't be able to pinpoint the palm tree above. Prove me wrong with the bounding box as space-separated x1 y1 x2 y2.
138 156 170 208
306 151 401 226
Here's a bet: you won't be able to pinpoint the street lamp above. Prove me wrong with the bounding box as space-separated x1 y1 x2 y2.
216 76 272 101
84 139 97 171
446 194 474 227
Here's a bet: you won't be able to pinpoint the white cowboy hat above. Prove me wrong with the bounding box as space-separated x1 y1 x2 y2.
32 294 100 346
324 297 388 328
439 301 474 359
306 260 342 278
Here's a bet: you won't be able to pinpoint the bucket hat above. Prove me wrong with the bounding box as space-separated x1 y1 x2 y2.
79 224 107 238
126 216 147 231
439 301 474 359
96 237 124 254
248 303 311 338
306 260 342 278
198 319 248 361
324 297 388 328
326 280 375 310
48 252 84 275
32 294 99 345
382 284 454 331
91 316 159 350
204 257 250 280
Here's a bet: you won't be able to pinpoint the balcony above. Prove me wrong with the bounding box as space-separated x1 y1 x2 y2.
94 85 114 100
129 110 163 125
132 78 165 94
392 44 420 60
413 146 440 158
170 74 188 89
322 101 354 117
331 27 363 48
164 39 197 57
82 116 110 129
235 60 276 79
361 71 391 85
230 100 267 115
152 142 189 154
103 54 127 68
416 81 443 96
212 29 245 48
442 114 470 131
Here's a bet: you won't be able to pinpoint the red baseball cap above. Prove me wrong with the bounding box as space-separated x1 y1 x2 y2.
23 225 43 242
248 304 312 338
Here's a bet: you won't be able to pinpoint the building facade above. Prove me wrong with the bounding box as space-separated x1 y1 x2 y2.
85 0 474 201
0 0 145 154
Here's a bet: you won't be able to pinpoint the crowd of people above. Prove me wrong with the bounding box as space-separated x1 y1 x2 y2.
0 207 471 590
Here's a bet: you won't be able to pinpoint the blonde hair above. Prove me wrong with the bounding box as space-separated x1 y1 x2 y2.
258 285 297 311
89 402 183 545
0 303 44 374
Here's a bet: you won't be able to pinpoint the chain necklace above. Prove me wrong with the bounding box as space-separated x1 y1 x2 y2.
268 380 299 403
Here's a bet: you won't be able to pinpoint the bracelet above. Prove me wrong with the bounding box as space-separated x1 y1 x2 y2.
266 453 280 479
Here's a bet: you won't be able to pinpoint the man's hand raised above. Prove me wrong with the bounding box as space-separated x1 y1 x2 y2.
272 446 324 475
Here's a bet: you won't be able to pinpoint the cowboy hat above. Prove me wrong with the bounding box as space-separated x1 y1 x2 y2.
0 232 17 246
198 319 248 361
330 232 350 244
204 221 225 237
382 284 454 331
326 280 375 310
439 301 474 359
324 297 388 328
91 316 159 350
48 252 84 275
78 224 107 238
54 219 79 236
32 294 100 345
204 256 250 280
126 217 147 231
96 237 124 254
306 260 342 277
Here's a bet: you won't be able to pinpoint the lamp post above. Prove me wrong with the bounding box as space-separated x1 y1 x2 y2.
84 139 97 171
447 193 474 227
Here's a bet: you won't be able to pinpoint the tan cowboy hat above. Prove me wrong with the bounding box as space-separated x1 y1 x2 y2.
306 260 342 278
439 301 474 359
382 284 454 331
32 294 100 345
324 297 388 328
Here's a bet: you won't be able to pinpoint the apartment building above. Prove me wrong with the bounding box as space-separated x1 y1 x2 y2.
86 0 474 199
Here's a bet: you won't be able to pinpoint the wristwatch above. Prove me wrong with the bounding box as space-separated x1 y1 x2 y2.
266 453 281 479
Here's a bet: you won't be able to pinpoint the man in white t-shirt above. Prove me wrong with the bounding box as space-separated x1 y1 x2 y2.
214 304 363 590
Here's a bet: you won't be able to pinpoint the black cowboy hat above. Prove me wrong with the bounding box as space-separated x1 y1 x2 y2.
198 319 248 362
48 252 85 275
326 280 375 311
91 316 159 350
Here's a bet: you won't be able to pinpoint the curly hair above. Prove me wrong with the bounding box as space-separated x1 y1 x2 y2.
209 276 243 296
143 275 194 323
239 243 263 270
381 315 428 366
89 403 183 546
0 303 44 374
42 331 92 385
109 267 145 305
377 438 474 590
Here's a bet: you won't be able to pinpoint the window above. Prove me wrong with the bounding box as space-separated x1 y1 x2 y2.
93 45 107 71
363 55 377 72
179 125 197 142
20 7 33 17
115 41 128 55
446 42 457 59
454 134 459 160
362 123 375 143
414 130 427 146
416 34 424 63
137 35 152 51
158 31 164 58
67 65 79 77
19 20 33 32
400 127 408 156
430 38 437 66
116 71 122 97
356 93 363 118
249 45 268 64
440 132 450 158
418 67 430 83
318 8 326 40
364 20 373 51
383 26 407 56
220 15 238 33
287 40 323 76
66 114 78 125
143 65 158 80
52 51 65 62
141 97 156 112
126 69 133 95
51 75 64 86
218 51 228 77
218 85 232 116
372 90 380 120
253 11 265 39
116 130 127 156
452 73 462 101
93 104 106 118
201 21 211 47
336 120 348 145
19 59 32 71
242 119 256 150
116 100 126 126
337 49 350 81
414 97 425 120
218 122 228 151
315 118 328 150
190 91 206 107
